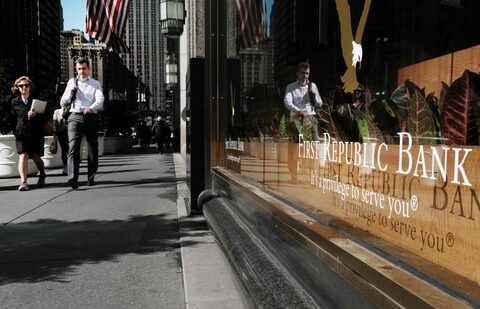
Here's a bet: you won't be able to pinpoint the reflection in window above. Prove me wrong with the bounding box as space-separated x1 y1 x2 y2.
232 0 480 145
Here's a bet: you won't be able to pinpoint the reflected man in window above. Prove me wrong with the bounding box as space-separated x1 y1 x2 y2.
284 62 323 183
284 62 323 140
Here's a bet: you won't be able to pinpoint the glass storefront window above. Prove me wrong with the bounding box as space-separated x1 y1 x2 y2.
224 0 480 291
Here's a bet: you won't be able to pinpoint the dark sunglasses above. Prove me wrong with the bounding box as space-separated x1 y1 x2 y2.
18 84 30 88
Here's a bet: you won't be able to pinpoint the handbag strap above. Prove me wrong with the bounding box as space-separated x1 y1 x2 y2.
65 78 78 107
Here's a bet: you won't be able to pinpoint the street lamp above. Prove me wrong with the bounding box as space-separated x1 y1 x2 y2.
160 0 185 153
137 70 143 103
160 0 186 36
165 62 178 85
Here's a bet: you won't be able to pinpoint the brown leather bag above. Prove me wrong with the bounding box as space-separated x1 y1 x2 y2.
49 135 58 154
41 120 55 136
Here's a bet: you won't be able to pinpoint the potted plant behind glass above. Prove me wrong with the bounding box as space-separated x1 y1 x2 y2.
277 113 290 163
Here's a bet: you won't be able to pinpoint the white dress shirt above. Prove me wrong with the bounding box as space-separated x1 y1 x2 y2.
61 77 104 113
284 81 322 115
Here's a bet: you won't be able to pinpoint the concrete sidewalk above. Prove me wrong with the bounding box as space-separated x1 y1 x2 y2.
0 148 248 308
173 153 249 309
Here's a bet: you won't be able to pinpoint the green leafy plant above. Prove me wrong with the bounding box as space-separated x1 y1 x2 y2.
316 91 341 141
278 114 289 138
366 96 400 143
300 117 313 141
390 80 438 143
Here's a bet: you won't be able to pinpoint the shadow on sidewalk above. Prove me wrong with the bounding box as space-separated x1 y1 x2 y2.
0 214 208 284
0 150 206 285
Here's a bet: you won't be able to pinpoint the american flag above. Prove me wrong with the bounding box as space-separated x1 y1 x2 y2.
86 0 132 53
236 0 267 50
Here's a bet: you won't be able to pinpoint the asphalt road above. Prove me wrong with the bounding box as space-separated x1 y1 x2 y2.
0 149 186 309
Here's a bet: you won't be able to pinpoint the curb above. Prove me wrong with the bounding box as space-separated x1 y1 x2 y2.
173 154 249 309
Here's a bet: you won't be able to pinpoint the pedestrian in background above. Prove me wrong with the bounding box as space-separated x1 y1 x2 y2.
151 117 165 154
52 100 69 175
137 120 151 152
9 76 48 191
61 57 104 189
162 121 172 152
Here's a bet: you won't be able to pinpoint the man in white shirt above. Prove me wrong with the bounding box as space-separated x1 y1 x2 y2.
61 57 104 189
283 62 323 183
284 62 323 141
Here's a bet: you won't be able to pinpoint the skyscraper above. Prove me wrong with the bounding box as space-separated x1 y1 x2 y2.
123 0 166 113
0 0 61 91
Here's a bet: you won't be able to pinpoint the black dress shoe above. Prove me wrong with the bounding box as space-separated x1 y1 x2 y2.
87 175 96 186
67 178 78 190
37 173 46 187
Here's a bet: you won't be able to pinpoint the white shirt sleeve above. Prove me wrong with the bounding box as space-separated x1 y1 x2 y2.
284 84 301 113
60 78 75 106
88 79 105 112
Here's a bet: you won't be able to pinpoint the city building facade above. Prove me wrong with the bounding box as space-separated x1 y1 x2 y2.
60 30 90 82
238 40 274 96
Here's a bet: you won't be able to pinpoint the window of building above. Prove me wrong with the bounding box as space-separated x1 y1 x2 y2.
224 0 480 293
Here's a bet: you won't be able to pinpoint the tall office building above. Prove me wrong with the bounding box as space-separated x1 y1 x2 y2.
123 0 166 114
0 0 61 91
60 30 90 82
238 40 275 95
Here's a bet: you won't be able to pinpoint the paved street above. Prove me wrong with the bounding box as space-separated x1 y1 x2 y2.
0 148 247 309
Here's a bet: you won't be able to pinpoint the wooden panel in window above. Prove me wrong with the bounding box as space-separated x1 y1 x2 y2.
397 53 452 97
452 45 480 81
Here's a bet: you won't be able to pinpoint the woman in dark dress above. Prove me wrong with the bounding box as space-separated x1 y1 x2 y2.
10 76 47 191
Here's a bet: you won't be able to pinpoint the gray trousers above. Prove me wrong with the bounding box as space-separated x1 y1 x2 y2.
67 113 99 181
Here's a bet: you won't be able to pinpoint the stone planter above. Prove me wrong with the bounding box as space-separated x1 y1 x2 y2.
248 137 262 159
0 135 38 178
42 136 63 169
264 139 278 161
250 141 263 159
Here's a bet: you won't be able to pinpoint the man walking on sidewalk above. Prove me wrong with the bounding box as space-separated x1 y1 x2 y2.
61 57 104 189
